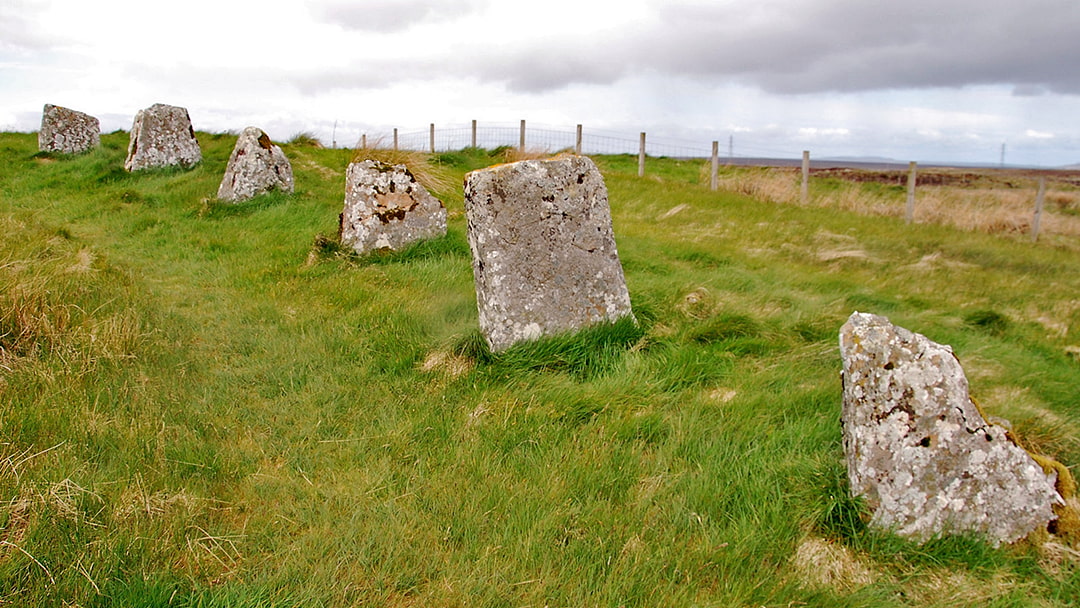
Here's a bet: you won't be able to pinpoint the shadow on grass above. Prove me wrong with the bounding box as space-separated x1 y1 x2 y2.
453 315 645 381
306 230 471 266
196 191 294 219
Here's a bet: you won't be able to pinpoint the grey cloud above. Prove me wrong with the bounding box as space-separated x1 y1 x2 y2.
310 0 485 33
479 50 627 93
461 0 1080 95
279 0 1080 98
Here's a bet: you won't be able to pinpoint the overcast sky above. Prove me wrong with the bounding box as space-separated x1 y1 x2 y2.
3 0 1080 166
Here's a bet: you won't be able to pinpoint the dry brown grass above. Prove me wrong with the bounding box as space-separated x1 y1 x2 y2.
716 167 1080 240
791 536 877 591
715 167 801 205
492 146 554 164
351 139 455 193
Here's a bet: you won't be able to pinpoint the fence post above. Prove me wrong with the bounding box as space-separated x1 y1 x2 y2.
711 141 719 191
801 151 810 203
361 134 366 149
576 124 582 155
639 132 646 177
519 119 526 153
1032 177 1046 242
471 120 477 148
905 161 918 224
429 123 435 154
393 128 398 151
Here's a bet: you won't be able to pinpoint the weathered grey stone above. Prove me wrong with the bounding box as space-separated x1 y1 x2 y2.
38 104 100 154
124 103 201 171
217 127 294 202
464 154 633 352
840 312 1061 545
339 160 447 255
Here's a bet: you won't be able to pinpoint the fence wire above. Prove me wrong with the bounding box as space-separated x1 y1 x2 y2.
367 122 728 159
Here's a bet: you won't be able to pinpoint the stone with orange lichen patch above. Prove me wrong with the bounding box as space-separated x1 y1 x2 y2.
217 127 294 202
340 160 446 255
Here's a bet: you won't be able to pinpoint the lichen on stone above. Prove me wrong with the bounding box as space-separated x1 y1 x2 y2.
217 127 294 202
339 160 446 255
839 311 1062 546
463 154 633 352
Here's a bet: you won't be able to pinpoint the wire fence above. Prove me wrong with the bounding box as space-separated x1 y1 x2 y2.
351 120 1042 170
363 121 735 160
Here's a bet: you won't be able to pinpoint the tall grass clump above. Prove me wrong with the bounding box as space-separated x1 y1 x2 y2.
350 139 454 193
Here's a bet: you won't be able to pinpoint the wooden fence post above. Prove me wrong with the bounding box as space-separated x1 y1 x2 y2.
429 123 435 154
639 132 646 177
711 141 719 191
361 134 366 149
471 120 477 148
1032 177 1046 242
393 128 398 151
801 151 810 204
576 124 582 155
905 161 918 224
519 119 526 153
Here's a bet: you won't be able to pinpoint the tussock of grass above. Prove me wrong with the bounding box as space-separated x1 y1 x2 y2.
489 145 554 164
467 316 645 380
350 143 454 193
287 131 323 147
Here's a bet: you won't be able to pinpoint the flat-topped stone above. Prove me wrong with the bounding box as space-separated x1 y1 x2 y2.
339 160 447 254
217 127 294 202
464 154 633 352
39 104 100 154
840 312 1061 545
124 103 201 171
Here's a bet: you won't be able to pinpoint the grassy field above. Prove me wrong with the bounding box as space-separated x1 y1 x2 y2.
1 131 1078 607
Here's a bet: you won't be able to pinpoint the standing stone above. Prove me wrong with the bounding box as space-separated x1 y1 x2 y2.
38 104 100 154
839 312 1061 545
464 154 633 352
217 127 294 202
124 103 202 171
339 160 447 255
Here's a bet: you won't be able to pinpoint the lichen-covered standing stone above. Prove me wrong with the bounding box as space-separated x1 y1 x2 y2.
217 127 294 202
124 103 202 171
464 155 633 352
839 312 1061 545
339 160 447 255
39 104 100 154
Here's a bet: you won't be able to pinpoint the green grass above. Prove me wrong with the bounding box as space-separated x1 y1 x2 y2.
1 131 1078 606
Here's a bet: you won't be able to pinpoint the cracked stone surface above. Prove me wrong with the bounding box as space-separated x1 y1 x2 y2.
840 312 1061 545
217 127 294 202
124 103 202 171
464 154 633 352
38 104 100 154
340 160 446 255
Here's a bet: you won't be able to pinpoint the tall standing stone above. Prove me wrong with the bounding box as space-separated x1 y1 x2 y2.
38 104 100 154
217 127 294 202
124 103 201 171
839 312 1061 545
339 160 447 255
464 154 633 352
